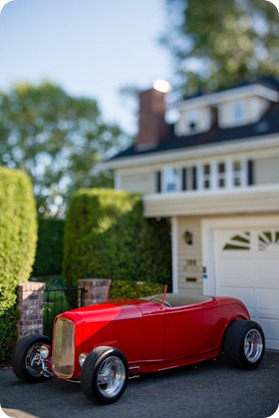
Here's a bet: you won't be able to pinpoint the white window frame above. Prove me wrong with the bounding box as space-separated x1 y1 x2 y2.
202 163 211 189
216 161 226 189
232 159 247 187
197 159 248 191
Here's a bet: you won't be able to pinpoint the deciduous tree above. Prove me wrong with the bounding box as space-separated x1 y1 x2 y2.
0 81 127 215
162 0 279 96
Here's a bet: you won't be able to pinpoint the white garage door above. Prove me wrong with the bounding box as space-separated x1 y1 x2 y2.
214 227 279 350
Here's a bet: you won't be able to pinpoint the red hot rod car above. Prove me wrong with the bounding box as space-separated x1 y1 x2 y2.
12 289 265 404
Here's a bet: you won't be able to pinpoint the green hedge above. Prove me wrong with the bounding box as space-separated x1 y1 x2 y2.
109 280 164 299
32 218 65 276
0 167 37 361
63 189 171 287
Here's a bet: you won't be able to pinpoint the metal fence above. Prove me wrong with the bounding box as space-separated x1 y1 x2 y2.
43 286 86 338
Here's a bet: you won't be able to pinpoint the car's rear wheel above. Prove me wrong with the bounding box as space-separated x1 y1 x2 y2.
224 320 265 369
80 346 128 404
12 334 52 383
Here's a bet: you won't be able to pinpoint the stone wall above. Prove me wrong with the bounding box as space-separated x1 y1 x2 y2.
16 282 45 339
78 278 111 306
16 279 111 339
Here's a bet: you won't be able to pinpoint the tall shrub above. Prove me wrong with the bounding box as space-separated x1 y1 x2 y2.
32 218 65 276
0 167 37 361
63 189 171 287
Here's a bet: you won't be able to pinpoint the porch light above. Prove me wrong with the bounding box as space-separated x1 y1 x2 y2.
183 230 193 246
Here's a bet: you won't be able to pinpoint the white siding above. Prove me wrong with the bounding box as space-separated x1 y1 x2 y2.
176 217 203 294
118 172 156 193
255 157 279 185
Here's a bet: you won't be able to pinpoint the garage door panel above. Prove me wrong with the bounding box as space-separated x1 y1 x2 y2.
216 260 253 283
213 225 279 350
256 250 279 260
257 288 279 316
218 252 252 260
258 318 279 350
256 260 279 283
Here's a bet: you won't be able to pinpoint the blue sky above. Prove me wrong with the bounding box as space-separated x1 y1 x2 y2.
0 0 172 134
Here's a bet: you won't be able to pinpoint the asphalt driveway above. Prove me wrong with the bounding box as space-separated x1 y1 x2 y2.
0 350 278 418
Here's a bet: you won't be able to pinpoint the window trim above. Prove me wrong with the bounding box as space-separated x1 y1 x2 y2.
197 158 248 191
158 159 250 194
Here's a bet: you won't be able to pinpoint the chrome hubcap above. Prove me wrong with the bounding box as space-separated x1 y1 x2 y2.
244 329 263 362
26 344 44 376
97 356 126 398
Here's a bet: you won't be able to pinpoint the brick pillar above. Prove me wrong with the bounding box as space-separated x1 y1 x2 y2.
17 282 45 339
78 278 111 306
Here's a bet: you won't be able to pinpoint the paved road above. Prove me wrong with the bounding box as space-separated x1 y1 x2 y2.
0 351 278 418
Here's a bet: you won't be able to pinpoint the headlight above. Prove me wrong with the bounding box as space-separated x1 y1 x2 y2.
40 344 50 359
79 353 87 367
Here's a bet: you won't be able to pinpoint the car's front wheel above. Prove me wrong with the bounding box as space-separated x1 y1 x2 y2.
12 334 52 383
224 320 265 369
80 346 128 404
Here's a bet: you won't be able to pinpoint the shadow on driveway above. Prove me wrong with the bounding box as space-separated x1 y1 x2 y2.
0 350 278 418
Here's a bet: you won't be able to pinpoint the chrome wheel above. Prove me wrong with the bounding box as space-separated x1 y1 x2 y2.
97 355 126 398
12 334 52 383
81 346 128 404
244 329 263 363
224 320 265 369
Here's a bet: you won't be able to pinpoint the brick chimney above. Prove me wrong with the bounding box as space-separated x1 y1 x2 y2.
135 85 169 150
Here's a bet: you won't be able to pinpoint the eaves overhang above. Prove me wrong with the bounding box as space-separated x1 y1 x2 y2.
144 185 279 218
175 84 279 110
104 133 279 170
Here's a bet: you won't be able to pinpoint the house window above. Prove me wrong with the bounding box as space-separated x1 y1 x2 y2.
197 159 248 191
233 160 243 187
223 232 251 250
203 164 211 189
232 101 246 124
185 109 199 131
158 159 251 194
162 167 181 192
217 162 226 188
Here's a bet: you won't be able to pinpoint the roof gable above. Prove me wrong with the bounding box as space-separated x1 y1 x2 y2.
109 76 279 163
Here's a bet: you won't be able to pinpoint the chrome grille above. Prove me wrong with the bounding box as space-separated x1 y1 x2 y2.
52 318 75 379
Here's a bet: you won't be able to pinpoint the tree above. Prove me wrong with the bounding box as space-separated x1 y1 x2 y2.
162 0 279 97
0 81 128 216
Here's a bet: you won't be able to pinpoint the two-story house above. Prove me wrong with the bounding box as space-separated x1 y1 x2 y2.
106 76 279 350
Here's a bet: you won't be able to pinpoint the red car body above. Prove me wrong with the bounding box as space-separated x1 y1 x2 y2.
12 291 265 404
51 293 250 379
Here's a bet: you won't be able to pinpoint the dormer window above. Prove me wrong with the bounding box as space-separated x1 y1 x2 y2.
232 100 246 124
185 109 199 131
175 105 212 136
